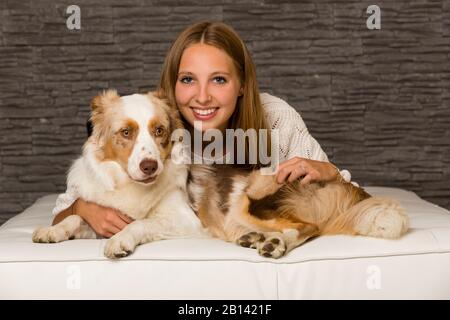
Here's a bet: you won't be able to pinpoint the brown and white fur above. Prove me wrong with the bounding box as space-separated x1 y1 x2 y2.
188 164 409 258
32 90 208 258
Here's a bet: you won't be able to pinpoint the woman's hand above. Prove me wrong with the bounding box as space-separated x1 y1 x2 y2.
59 199 134 238
276 157 339 185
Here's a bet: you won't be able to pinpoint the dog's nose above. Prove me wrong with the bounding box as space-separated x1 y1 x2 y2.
140 159 158 175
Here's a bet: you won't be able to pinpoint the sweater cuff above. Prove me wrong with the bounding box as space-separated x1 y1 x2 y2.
339 169 351 183
52 186 79 216
339 169 360 187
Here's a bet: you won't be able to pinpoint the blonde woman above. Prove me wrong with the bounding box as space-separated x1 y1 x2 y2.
52 21 351 237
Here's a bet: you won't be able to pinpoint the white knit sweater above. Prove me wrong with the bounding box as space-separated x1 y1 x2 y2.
52 92 352 215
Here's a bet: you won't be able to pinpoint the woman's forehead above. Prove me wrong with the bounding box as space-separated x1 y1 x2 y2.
178 43 236 74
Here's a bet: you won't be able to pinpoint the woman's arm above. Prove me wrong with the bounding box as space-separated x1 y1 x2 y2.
52 198 134 238
52 205 73 225
261 93 352 184
277 109 346 184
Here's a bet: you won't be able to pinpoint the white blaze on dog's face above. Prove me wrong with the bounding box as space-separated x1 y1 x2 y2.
90 90 180 185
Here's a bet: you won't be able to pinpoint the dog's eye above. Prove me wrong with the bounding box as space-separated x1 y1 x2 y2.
155 127 164 136
121 129 130 137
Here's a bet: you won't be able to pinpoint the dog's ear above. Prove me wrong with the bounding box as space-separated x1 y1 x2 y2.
147 91 184 132
90 89 120 125
91 89 120 111
168 107 184 132
90 89 120 142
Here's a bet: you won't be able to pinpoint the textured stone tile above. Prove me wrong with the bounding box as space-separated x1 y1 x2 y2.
1 0 449 225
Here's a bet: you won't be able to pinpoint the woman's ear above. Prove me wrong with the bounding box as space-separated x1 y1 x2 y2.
239 87 244 96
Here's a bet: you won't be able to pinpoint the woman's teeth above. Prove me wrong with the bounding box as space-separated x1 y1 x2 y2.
193 108 217 115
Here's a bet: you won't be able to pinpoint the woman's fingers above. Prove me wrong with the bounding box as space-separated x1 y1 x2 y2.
277 158 342 186
277 157 302 172
103 232 115 239
109 213 129 231
276 163 296 183
117 212 134 224
287 165 307 183
104 221 122 236
99 210 130 236
299 174 313 186
277 160 308 184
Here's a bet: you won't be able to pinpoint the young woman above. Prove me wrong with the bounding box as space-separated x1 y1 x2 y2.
52 21 351 237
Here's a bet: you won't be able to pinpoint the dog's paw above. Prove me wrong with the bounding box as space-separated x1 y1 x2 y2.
104 233 136 259
257 233 287 259
237 231 287 259
32 226 72 243
237 231 265 249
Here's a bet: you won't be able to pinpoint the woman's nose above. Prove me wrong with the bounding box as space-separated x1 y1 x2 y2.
195 84 212 105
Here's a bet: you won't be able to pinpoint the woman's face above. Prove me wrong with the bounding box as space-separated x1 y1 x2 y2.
175 43 243 132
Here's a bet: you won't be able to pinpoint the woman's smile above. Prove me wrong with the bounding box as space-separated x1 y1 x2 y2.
190 106 220 121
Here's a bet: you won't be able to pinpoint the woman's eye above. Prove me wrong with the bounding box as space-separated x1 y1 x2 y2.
180 76 193 84
213 76 227 84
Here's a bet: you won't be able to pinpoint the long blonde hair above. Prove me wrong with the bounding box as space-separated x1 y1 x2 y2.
157 21 271 168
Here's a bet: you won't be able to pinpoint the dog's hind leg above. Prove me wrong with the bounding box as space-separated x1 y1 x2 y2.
32 215 96 243
245 168 283 200
232 194 319 258
238 226 319 259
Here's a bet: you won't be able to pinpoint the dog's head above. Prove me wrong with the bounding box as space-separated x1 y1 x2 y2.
88 89 183 185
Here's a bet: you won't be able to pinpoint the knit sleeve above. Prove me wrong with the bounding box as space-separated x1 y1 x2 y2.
284 109 329 162
261 93 352 183
52 185 80 216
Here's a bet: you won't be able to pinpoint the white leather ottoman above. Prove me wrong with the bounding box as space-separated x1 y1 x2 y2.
1 187 450 299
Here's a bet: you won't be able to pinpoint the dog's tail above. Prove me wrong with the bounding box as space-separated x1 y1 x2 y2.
323 196 409 239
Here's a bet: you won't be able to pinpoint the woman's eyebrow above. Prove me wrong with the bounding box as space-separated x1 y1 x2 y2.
177 71 231 76
211 71 231 76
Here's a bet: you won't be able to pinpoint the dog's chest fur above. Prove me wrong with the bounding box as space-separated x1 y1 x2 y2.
69 155 188 220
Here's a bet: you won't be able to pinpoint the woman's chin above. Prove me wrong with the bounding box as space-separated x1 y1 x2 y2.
194 122 221 132
189 118 225 132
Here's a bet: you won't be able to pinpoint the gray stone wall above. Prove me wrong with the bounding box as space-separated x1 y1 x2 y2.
1 0 449 224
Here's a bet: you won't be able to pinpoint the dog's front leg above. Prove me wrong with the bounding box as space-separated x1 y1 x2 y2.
33 215 96 243
104 210 204 259
104 189 208 259
104 218 166 259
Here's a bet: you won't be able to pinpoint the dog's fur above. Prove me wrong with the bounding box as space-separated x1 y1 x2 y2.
188 164 409 258
32 90 208 258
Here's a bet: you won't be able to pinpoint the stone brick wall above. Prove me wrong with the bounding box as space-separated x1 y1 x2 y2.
1 0 449 224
